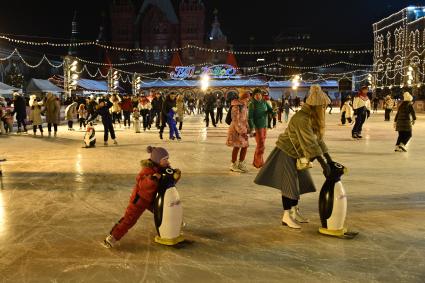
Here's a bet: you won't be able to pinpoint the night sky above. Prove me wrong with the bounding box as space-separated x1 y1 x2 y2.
0 0 416 51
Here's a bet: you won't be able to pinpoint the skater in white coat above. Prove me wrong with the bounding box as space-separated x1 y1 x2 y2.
132 107 141 133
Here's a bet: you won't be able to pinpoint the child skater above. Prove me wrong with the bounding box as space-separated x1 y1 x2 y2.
103 146 180 248
78 104 87 130
132 107 141 133
167 107 181 140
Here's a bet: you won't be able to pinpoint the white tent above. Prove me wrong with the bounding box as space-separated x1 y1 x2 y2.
0 81 20 97
26 79 64 94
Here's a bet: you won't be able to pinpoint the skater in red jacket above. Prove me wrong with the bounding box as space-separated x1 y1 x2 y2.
103 146 178 248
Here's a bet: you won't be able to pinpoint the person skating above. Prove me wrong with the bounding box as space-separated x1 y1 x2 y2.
384 95 394 121
216 95 225 124
167 107 181 140
78 104 87 130
44 93 60 137
248 88 274 169
204 91 217 127
65 101 78 131
254 85 332 229
29 95 44 136
103 146 179 248
150 92 163 129
86 95 98 122
227 92 250 173
120 94 133 129
159 92 177 140
394 92 416 152
110 94 122 127
372 96 379 113
88 98 117 146
138 96 152 131
282 99 294 123
351 86 371 139
132 107 141 133
176 94 186 131
11 92 28 133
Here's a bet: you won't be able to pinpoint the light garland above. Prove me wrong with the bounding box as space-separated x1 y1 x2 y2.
0 34 373 55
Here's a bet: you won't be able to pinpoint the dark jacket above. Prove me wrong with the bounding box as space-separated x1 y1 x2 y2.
87 100 98 114
12 96 27 119
204 93 216 111
89 100 113 123
395 101 416 132
152 96 163 111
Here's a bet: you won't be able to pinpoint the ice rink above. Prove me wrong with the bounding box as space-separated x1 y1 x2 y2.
0 110 424 282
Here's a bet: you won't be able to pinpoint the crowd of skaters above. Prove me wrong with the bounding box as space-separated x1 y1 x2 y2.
0 84 419 239
0 86 418 153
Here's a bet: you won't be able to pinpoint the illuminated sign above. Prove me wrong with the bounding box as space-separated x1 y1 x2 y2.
170 65 237 80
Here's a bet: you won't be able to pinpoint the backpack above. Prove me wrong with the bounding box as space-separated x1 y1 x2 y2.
225 106 233 125
225 105 243 125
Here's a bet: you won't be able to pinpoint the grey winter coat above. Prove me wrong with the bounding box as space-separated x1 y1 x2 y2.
395 102 416 132
45 94 60 124
65 102 78 120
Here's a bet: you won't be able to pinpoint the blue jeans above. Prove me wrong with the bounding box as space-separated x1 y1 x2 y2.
167 119 180 139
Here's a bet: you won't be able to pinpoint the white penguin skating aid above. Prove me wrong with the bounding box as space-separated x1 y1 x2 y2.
83 122 96 148
318 162 358 239
153 167 184 245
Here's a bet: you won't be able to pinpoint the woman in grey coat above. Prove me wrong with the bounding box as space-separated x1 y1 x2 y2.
394 92 416 152
255 85 333 229
45 93 60 137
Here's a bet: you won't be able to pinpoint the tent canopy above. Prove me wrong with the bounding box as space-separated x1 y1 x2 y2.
0 81 20 96
26 79 64 94
77 79 108 93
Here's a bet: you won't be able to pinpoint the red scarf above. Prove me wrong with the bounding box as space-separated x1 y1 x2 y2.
357 91 369 101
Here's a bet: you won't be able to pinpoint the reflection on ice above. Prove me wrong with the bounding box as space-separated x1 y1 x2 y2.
0 191 5 236
75 152 84 190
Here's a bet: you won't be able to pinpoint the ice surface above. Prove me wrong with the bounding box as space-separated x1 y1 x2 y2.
0 110 424 282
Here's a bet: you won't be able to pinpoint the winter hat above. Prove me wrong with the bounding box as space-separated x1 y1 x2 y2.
252 88 263 95
306 85 330 106
403 92 413 102
147 146 169 164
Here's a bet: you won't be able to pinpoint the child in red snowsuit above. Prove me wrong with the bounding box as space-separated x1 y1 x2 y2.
103 146 177 248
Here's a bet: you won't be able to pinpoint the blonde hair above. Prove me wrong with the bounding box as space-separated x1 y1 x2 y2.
308 104 326 139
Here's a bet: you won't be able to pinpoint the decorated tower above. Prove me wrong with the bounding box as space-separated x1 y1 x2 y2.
207 9 228 64
179 0 206 64
68 11 79 56
109 0 135 49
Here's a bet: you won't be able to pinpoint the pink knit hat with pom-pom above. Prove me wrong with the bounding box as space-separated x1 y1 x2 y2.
147 146 169 164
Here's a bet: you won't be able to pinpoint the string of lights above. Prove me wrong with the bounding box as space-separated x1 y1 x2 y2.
0 34 374 55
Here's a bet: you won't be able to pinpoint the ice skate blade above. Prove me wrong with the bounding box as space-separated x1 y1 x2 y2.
319 227 358 239
154 235 184 246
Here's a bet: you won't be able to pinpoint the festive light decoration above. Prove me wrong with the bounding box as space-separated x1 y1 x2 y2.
0 34 374 55
373 6 425 89
200 74 210 91
64 56 79 98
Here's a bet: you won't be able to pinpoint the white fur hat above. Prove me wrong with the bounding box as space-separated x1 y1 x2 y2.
306 85 331 106
403 92 413 102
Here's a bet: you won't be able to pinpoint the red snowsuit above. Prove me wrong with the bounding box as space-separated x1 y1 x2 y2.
110 159 161 240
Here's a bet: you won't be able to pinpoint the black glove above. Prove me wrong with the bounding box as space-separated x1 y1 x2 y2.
317 155 331 177
366 110 370 119
324 153 333 164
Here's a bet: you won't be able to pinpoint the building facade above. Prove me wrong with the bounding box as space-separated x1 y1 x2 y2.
109 0 229 67
373 6 425 96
